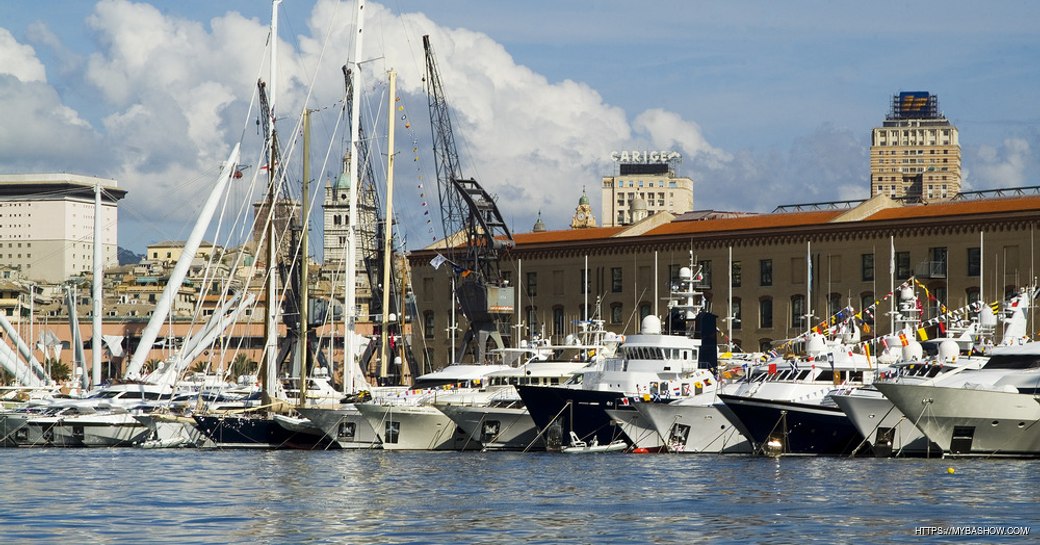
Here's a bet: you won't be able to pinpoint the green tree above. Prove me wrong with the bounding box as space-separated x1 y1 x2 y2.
48 359 72 382
143 359 161 374
229 354 257 380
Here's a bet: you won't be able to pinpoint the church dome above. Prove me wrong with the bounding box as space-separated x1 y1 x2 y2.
632 195 647 212
335 171 351 189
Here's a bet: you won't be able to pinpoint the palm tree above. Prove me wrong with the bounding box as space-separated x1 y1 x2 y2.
229 354 257 381
48 359 72 382
143 359 162 375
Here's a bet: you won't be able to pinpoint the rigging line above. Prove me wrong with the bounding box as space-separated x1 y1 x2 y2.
522 399 572 453
757 409 789 456
849 401 899 457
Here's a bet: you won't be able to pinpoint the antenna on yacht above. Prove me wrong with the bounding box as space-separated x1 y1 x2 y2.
805 240 814 330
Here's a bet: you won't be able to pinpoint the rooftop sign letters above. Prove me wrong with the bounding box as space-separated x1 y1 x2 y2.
610 150 681 163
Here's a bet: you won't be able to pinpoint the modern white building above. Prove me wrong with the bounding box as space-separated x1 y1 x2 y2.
0 174 124 284
600 151 694 227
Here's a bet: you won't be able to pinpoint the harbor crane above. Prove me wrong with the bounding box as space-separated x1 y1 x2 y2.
422 34 515 363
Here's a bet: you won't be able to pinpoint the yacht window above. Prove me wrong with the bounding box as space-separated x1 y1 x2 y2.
982 355 1040 370
849 371 863 382
927 366 942 378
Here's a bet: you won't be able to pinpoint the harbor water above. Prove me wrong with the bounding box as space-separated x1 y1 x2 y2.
2 449 1037 544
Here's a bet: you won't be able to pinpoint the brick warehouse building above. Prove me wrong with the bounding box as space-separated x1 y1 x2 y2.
407 192 1040 370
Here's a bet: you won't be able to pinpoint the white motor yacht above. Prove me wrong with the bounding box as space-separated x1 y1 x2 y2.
355 361 514 450
835 288 1029 456
875 340 1040 457
518 265 723 452
437 331 615 451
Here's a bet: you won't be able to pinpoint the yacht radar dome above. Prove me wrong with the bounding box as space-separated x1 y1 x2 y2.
641 315 662 335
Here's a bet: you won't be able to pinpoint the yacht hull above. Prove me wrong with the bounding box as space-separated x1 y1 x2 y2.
603 405 666 451
874 382 1040 457
0 413 30 447
437 403 541 451
515 386 629 451
296 406 381 449
134 413 205 448
830 390 938 457
719 394 868 456
50 413 151 447
192 414 332 449
632 401 751 453
354 403 479 451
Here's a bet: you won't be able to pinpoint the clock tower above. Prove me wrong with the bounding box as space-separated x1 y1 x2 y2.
570 187 597 229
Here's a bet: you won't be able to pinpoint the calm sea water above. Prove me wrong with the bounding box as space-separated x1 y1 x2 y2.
1 449 1037 544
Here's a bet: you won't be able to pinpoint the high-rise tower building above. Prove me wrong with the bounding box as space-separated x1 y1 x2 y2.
870 92 961 203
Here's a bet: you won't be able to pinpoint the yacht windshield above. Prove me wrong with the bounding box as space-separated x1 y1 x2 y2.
981 354 1040 370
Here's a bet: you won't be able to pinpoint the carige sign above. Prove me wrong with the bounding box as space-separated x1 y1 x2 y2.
610 150 681 163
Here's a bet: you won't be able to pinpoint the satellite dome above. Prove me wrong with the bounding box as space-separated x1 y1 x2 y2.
641 315 662 335
938 339 960 361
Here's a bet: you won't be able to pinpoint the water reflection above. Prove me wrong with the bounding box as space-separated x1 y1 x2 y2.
1 449 1038 544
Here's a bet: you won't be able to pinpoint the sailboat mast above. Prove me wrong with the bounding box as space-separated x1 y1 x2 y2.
299 108 311 408
263 0 282 397
379 68 396 381
345 0 365 391
91 182 103 388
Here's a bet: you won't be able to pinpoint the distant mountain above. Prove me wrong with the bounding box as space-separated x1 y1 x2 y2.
118 247 144 265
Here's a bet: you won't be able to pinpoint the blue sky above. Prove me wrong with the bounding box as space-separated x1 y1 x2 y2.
1 0 1039 255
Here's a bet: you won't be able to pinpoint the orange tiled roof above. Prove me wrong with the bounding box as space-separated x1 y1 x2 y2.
494 196 1040 250
513 226 626 245
643 210 843 236
863 195 1040 221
